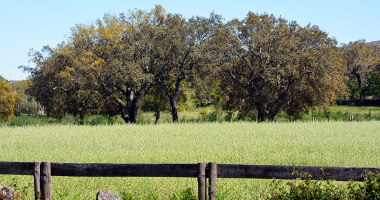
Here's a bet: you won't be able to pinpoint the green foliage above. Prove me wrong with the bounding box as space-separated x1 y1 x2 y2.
359 171 380 199
260 169 380 200
361 73 380 97
3 177 33 200
8 115 59 126
82 115 116 126
201 111 221 122
169 187 197 200
0 77 21 121
215 12 343 122
342 40 380 101
61 113 81 125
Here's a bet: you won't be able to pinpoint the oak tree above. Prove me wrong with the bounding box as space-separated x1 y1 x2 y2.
213 12 345 122
341 40 380 103
0 76 21 121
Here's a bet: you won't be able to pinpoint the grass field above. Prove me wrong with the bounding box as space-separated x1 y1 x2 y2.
1 121 380 199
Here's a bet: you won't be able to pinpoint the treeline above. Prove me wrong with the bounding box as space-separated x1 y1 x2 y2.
13 6 380 123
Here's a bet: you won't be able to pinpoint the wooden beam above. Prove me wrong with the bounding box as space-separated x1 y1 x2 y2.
217 164 380 181
208 162 217 200
0 161 34 175
41 162 51 200
50 163 198 177
34 162 41 200
197 163 206 200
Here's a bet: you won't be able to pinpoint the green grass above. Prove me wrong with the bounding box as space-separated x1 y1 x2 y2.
329 105 380 114
1 121 380 199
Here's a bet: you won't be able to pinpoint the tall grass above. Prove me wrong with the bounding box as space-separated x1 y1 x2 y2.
1 122 380 198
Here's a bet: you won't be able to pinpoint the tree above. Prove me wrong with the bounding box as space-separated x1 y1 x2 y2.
139 6 222 122
21 44 104 118
0 76 21 121
342 40 380 103
361 73 380 97
213 12 345 122
68 10 158 123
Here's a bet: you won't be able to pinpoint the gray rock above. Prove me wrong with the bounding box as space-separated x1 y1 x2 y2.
0 185 14 200
96 191 122 200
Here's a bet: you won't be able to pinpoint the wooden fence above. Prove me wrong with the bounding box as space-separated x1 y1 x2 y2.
1 161 379 200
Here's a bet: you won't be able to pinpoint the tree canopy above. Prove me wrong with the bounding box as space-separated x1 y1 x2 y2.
20 6 377 123
0 76 21 121
212 12 345 121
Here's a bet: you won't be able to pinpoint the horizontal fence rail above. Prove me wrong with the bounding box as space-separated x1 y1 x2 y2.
217 164 380 181
51 163 199 177
1 161 380 200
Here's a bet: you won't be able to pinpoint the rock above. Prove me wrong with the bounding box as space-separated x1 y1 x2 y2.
0 185 14 200
96 191 123 200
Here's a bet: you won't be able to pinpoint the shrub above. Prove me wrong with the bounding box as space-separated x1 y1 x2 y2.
61 113 80 125
8 115 41 126
82 115 108 125
259 168 380 200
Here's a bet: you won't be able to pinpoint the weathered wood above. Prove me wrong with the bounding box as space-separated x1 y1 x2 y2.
312 117 316 122
0 161 34 175
41 162 51 200
217 164 380 181
197 163 206 200
34 162 41 200
350 115 354 122
208 162 217 200
51 163 198 177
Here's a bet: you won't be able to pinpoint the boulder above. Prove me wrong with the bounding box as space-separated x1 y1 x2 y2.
0 185 14 200
96 191 122 200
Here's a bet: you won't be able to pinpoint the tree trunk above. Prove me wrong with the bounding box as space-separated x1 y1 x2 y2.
155 104 160 125
257 102 265 123
170 97 179 123
268 114 274 122
128 96 140 123
36 101 39 116
117 101 130 124
354 72 364 104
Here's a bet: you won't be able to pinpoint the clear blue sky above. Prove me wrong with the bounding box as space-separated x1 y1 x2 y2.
1 0 379 80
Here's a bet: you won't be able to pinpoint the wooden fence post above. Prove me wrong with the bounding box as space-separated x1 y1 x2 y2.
350 115 353 122
198 163 206 200
312 117 316 122
41 162 51 200
34 162 41 200
208 162 217 200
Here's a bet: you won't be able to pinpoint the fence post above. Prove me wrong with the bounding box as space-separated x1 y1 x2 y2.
41 162 51 200
198 163 206 200
350 115 353 122
312 117 316 122
34 162 41 200
208 162 217 200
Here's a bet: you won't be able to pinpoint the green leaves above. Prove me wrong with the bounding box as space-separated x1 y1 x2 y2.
215 12 342 122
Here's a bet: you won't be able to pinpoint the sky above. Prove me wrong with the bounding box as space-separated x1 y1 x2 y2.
1 0 379 81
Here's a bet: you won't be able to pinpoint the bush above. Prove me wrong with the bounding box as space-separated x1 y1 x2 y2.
61 113 80 125
7 115 61 127
259 168 380 200
82 115 108 125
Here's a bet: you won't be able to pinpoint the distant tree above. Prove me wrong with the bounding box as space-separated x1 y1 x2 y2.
212 12 345 122
0 76 21 121
0 76 7 83
342 40 380 103
361 73 380 97
20 44 104 118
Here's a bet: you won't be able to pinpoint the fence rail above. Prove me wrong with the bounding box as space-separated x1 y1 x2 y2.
1 161 379 200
